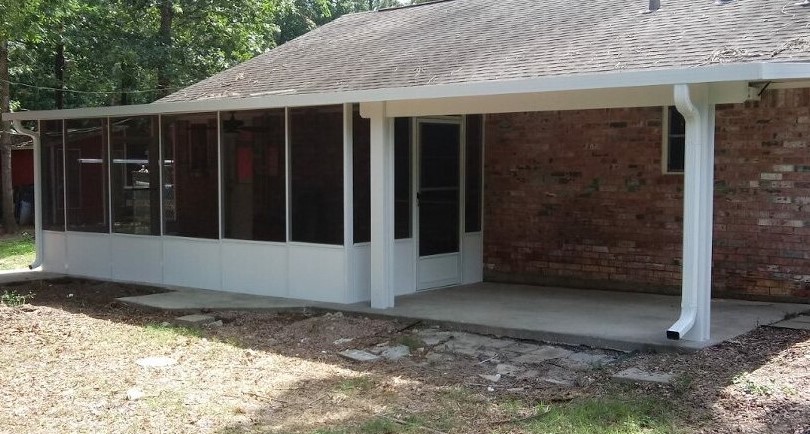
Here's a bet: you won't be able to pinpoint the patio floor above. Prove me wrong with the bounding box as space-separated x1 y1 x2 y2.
116 281 810 352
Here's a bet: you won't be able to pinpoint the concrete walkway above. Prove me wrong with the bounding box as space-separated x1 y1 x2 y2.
117 282 810 352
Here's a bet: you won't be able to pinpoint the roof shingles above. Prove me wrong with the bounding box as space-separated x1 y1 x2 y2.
161 0 810 102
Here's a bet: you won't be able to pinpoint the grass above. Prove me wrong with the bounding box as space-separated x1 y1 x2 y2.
0 232 35 270
521 397 683 434
143 322 204 342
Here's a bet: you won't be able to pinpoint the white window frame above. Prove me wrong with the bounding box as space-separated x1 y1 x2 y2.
662 106 685 175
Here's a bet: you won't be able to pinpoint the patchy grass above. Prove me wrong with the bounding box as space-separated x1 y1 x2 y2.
143 322 204 341
521 397 683 434
0 233 35 270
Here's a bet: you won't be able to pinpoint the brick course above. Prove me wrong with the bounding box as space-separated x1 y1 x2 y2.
483 88 810 301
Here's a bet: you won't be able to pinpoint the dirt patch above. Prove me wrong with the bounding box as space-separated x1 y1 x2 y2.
0 278 808 433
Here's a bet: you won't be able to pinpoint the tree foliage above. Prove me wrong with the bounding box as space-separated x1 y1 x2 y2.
6 0 425 110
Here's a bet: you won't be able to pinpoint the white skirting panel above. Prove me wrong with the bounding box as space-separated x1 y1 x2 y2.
65 232 112 279
221 241 288 297
163 237 221 290
394 239 416 295
111 235 163 285
349 244 371 303
462 232 484 284
289 244 347 303
42 230 67 273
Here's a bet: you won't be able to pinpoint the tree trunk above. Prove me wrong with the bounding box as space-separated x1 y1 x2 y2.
156 0 173 98
0 40 19 234
54 41 65 109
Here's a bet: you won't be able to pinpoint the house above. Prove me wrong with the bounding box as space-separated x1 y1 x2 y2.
0 135 35 225
6 0 810 342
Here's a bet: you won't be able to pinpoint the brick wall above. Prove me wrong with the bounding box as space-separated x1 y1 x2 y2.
483 88 810 301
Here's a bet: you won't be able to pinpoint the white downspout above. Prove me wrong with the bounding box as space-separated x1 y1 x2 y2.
667 84 715 341
11 120 43 270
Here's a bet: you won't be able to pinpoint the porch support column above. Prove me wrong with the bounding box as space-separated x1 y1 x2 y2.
668 84 715 342
11 120 43 269
362 102 395 309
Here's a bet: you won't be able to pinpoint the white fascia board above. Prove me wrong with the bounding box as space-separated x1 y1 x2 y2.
6 62 810 122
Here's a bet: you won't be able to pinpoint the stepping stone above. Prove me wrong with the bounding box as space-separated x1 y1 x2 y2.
380 345 411 360
338 349 380 362
612 367 673 385
557 352 617 370
496 363 522 376
175 314 217 326
512 346 573 364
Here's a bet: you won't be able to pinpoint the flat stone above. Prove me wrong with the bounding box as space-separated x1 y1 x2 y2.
204 320 223 328
540 366 577 387
478 373 502 383
565 352 616 368
504 342 543 354
496 363 522 376
175 314 216 326
612 367 674 385
136 356 177 368
517 369 540 380
338 349 380 362
381 345 411 360
417 330 455 346
512 346 573 364
333 338 354 345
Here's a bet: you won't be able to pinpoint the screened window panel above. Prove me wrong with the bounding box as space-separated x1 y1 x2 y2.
394 118 412 239
110 116 160 235
65 118 109 232
353 106 371 243
289 106 344 245
465 114 483 232
40 120 65 231
221 110 286 242
162 113 220 239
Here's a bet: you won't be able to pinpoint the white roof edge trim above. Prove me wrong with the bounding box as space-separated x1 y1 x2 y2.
6 62 810 121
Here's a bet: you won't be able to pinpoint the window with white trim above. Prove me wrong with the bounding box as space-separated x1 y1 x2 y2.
663 106 685 174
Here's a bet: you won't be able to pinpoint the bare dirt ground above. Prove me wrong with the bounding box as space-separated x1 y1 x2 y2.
0 278 808 434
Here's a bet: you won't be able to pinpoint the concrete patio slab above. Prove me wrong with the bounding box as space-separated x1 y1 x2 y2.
117 282 810 352
118 287 310 312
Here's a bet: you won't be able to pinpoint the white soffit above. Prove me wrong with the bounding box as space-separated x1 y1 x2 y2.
5 62 810 121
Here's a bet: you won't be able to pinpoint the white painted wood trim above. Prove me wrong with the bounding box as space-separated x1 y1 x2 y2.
343 103 354 304
366 102 395 309
9 63 810 121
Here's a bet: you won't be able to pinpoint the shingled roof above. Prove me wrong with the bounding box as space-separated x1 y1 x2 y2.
163 0 810 103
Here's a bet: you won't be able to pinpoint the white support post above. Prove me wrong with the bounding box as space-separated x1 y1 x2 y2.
668 84 715 342
361 102 395 309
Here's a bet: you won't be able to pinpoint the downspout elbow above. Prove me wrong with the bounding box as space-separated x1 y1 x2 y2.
11 120 43 270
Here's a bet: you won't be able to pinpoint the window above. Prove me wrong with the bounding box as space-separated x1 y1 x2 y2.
664 106 685 174
221 110 286 242
289 106 344 245
40 120 65 231
394 117 412 239
353 106 371 244
110 116 160 235
465 114 483 232
65 118 109 232
162 113 220 239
